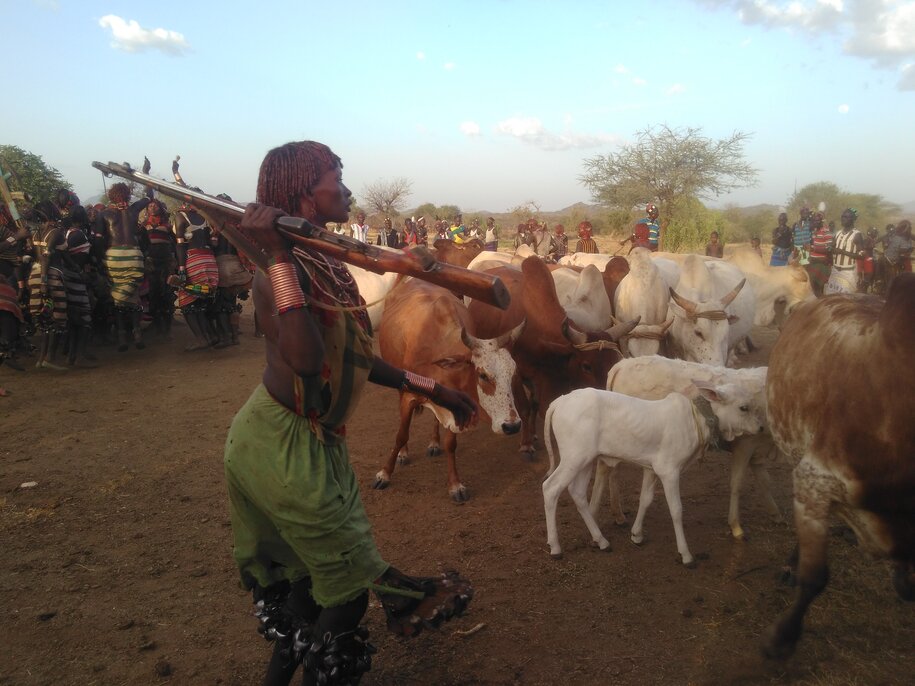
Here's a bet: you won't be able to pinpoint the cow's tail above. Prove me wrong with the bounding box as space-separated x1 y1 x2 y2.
544 401 558 477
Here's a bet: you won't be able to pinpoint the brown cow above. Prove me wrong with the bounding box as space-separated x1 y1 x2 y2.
468 256 638 455
375 278 524 501
432 238 485 268
764 273 915 659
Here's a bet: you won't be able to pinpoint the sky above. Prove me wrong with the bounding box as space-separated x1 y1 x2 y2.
3 0 915 213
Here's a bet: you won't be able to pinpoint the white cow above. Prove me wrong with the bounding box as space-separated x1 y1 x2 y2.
595 356 781 540
558 253 612 269
551 265 614 331
613 248 673 356
542 383 765 565
725 247 815 327
346 264 403 330
666 255 752 367
655 250 814 329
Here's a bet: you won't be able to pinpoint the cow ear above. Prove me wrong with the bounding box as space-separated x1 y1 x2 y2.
727 314 740 325
692 379 726 403
434 356 471 369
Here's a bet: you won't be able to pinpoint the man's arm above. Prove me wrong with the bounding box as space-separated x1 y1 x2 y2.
368 357 478 429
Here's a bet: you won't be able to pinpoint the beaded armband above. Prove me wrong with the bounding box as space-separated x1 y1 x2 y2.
402 371 437 397
267 260 307 315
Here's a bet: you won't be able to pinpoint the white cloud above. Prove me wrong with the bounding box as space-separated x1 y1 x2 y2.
632 77 647 86
99 15 190 55
838 103 850 112
614 64 629 74
460 121 481 137
699 1 915 90
495 116 619 151
416 51 426 60
667 83 687 95
900 63 915 90
443 61 455 70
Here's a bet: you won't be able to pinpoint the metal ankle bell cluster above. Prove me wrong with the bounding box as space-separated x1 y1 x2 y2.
303 626 376 685
254 598 310 660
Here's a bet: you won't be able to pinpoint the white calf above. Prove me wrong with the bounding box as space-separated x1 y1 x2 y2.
595 356 780 540
542 384 764 566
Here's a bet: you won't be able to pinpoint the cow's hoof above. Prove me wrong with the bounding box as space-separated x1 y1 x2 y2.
761 626 796 661
892 563 915 601
519 446 536 461
592 540 611 553
396 454 409 466
426 445 441 457
682 558 698 569
450 486 469 503
778 567 797 587
613 517 628 528
373 472 390 490
549 551 563 560
630 534 644 547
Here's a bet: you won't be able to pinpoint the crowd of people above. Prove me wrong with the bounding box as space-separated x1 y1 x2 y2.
766 206 912 296
0 179 255 383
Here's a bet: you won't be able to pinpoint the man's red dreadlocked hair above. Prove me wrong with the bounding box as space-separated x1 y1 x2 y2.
256 141 342 216
108 182 130 204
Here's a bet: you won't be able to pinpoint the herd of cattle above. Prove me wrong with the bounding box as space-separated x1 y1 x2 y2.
348 239 914 660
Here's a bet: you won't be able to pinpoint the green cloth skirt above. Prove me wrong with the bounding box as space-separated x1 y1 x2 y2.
224 384 388 607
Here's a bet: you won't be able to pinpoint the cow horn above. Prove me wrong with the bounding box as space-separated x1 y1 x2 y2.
669 288 698 314
605 315 641 341
460 327 483 351
720 278 746 307
561 318 588 345
660 316 674 334
495 318 526 348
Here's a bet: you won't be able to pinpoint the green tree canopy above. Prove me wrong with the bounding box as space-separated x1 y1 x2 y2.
0 145 72 203
580 125 759 232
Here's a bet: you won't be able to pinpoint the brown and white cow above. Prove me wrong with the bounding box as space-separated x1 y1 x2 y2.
763 273 915 659
468 256 638 456
375 278 524 501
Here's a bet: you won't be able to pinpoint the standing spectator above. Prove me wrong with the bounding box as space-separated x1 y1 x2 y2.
550 224 568 261
448 214 466 243
415 216 429 246
793 206 812 254
825 208 864 294
350 211 369 242
467 218 481 241
402 218 419 247
750 236 763 259
807 212 833 297
705 231 724 258
513 223 531 250
376 217 394 247
770 212 793 266
575 221 599 254
884 219 913 290
435 220 449 242
634 203 662 252
483 217 498 251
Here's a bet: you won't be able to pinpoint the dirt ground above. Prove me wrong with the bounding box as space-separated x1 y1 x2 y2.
1 308 912 686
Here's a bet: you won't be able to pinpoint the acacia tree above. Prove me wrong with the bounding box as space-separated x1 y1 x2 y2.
0 145 72 202
580 125 759 238
361 177 413 216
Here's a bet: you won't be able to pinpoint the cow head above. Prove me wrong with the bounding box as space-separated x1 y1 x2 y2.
667 280 744 366
690 380 766 441
623 317 674 358
433 319 525 435
561 316 639 388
